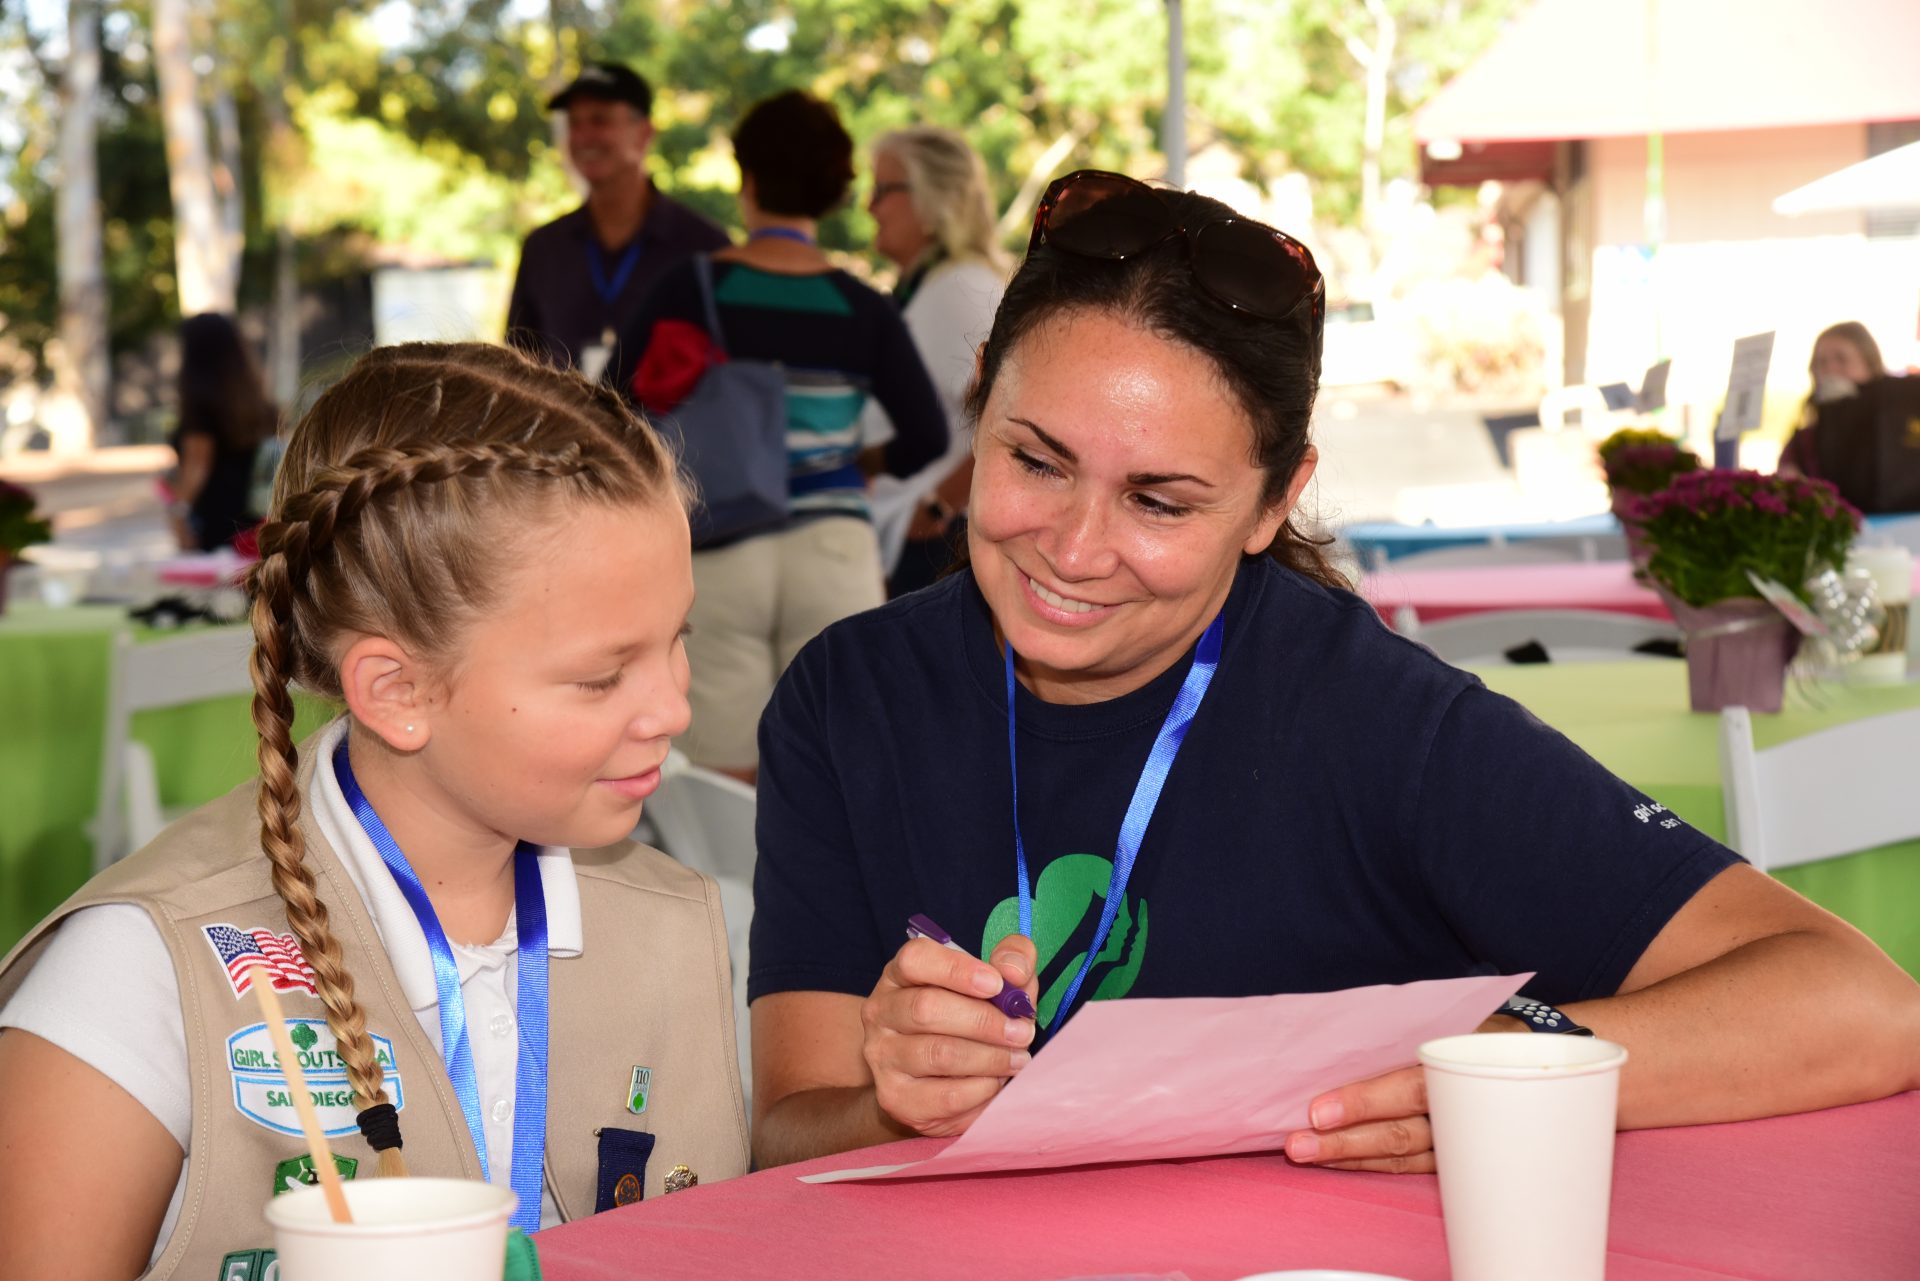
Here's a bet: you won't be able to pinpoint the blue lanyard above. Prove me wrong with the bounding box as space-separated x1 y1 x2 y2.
1004 609 1226 1027
332 741 550 1234
749 227 816 245
588 238 644 306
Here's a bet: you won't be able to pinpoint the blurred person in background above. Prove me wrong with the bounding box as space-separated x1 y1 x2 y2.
506 62 729 380
166 314 277 552
1777 321 1887 479
614 90 947 782
863 126 1009 597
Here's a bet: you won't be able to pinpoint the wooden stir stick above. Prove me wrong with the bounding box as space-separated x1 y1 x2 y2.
249 966 354 1224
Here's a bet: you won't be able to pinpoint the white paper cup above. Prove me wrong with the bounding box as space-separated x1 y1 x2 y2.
1420 1034 1627 1281
1845 546 1912 684
264 1177 516 1281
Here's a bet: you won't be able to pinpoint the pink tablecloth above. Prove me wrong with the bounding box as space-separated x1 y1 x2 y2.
536 1092 1920 1281
155 548 253 588
1362 561 1672 623
1362 559 1920 626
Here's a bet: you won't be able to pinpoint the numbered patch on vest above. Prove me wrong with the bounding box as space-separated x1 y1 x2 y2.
202 923 318 999
227 1020 405 1136
218 1248 278 1280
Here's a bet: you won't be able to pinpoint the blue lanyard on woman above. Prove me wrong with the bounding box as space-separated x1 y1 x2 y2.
332 740 550 1234
1004 609 1226 1027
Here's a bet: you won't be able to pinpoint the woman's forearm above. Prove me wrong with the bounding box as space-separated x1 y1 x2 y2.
752 1083 912 1170
1569 927 1920 1130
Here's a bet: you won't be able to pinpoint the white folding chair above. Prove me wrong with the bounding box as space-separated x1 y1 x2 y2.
1720 704 1920 872
643 750 758 1104
1410 609 1681 667
1537 383 1619 439
94 626 258 869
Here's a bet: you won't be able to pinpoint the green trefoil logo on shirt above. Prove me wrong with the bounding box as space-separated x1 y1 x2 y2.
980 852 1149 1028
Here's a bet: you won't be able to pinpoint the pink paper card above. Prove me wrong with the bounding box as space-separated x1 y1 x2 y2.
802 972 1529 1183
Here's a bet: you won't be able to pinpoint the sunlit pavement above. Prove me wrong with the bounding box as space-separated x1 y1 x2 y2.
7 386 1531 590
1308 384 1524 527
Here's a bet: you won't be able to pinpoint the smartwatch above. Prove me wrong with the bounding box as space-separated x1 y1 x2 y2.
1500 995 1595 1036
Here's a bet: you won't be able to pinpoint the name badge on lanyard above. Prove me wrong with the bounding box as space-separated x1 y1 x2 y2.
582 238 643 383
1004 609 1226 1031
332 740 551 1235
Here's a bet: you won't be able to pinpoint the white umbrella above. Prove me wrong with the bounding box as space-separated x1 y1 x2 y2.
1773 140 1920 216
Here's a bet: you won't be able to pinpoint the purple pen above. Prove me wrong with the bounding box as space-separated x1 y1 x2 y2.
905 914 1037 1021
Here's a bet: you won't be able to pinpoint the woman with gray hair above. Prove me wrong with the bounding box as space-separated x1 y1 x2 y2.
864 126 1008 595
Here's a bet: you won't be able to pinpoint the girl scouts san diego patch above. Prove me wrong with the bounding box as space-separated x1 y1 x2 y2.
226 1019 405 1136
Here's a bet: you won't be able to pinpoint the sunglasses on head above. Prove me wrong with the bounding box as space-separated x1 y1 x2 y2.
1027 169 1324 327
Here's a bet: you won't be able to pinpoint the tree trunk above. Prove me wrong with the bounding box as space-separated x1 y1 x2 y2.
207 7 246 275
263 12 300 409
1357 0 1397 235
50 0 109 453
154 0 235 316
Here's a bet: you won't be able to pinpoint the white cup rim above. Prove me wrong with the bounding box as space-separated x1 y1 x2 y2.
264 1176 517 1237
1418 1032 1628 1078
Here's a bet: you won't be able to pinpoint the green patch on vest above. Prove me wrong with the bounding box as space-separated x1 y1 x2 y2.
272 1152 358 1196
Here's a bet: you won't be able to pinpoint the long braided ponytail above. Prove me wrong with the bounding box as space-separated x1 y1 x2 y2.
244 343 679 1175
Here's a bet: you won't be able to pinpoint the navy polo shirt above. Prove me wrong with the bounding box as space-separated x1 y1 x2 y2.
750 558 1741 1036
505 185 729 372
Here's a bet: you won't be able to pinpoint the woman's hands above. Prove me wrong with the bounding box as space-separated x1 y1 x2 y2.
1286 1063 1436 1174
1286 1013 1527 1174
861 932 1038 1137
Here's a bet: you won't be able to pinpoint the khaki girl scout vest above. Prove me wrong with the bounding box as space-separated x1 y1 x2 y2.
0 740 750 1280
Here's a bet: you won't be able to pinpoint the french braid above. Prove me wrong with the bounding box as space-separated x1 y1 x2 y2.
244 342 679 1176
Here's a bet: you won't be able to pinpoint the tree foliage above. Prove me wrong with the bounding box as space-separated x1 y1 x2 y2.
0 0 1520 379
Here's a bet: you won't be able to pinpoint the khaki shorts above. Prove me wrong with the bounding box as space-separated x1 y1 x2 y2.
679 517 885 771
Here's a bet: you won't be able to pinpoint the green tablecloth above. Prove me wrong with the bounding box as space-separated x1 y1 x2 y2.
1 604 335 953
1477 660 1920 976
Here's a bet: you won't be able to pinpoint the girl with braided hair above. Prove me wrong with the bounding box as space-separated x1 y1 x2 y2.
0 342 750 1278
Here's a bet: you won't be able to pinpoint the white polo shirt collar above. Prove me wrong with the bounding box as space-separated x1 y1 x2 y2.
306 718 585 1014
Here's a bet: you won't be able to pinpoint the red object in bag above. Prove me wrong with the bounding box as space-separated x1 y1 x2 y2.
630 319 729 416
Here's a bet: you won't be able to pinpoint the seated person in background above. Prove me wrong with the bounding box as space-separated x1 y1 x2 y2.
1778 321 1886 480
0 343 747 1279
746 172 1920 1172
614 89 948 783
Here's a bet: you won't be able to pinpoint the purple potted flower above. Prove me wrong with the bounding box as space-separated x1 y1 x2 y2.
1624 469 1860 712
1596 428 1702 567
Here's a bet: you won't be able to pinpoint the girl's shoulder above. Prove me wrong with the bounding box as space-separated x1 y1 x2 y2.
570 834 718 905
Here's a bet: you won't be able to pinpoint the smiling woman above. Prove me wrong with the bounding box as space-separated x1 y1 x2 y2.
743 172 1920 1174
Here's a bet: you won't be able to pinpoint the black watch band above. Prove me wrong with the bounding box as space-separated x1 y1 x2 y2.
1501 995 1595 1036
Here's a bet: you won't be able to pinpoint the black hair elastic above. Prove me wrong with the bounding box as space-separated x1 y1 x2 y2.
356 1102 404 1152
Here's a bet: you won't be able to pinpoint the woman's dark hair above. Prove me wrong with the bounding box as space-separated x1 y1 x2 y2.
178 313 276 452
963 185 1341 589
731 89 856 219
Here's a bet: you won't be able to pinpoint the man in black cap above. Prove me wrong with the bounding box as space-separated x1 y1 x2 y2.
506 62 730 379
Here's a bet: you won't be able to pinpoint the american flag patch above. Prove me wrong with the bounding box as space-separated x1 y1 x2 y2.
202 923 318 999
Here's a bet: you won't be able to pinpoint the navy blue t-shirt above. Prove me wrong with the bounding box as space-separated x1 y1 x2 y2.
750 557 1739 1035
